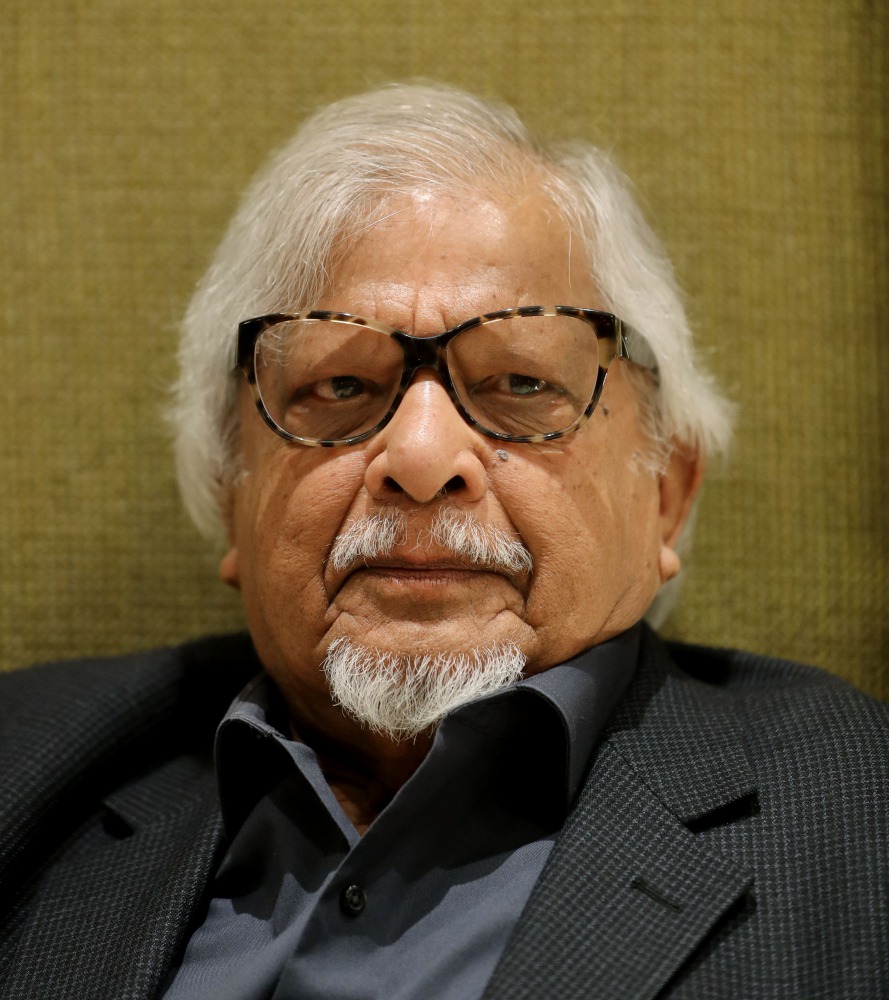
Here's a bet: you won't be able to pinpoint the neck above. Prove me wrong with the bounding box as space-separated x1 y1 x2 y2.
291 712 435 834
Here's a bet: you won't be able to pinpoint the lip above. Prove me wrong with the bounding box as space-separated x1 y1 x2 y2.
357 552 480 569
329 548 522 598
342 554 488 583
338 564 509 608
352 564 489 585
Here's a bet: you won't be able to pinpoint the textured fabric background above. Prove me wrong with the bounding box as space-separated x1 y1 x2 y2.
1 1 886 698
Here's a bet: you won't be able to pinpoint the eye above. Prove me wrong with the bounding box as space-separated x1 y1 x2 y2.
507 374 546 396
463 372 565 400
325 375 366 399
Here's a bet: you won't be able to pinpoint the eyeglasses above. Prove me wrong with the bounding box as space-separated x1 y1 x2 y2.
234 306 657 447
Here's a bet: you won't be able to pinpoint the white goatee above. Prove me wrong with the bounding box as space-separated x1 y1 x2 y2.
322 638 527 740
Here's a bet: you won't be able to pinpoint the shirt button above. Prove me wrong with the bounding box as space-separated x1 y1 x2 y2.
340 883 367 916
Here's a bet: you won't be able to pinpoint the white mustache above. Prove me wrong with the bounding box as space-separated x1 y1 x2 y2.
329 508 533 575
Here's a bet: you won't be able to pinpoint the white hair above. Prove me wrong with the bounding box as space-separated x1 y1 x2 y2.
322 637 527 740
171 82 733 621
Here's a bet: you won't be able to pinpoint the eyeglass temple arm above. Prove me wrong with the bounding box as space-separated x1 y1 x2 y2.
617 320 659 376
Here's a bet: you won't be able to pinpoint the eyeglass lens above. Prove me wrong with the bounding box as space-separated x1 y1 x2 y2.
253 314 602 442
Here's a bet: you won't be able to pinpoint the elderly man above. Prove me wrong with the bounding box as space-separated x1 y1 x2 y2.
1 84 886 999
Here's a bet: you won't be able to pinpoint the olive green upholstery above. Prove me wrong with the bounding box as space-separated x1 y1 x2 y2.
1 1 886 698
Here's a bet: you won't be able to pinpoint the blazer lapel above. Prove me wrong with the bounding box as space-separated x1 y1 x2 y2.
3 753 224 1000
484 628 757 1000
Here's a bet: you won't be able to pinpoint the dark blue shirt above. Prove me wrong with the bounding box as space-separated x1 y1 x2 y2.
162 628 639 999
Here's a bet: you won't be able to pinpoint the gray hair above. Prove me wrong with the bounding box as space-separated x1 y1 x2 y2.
171 82 732 621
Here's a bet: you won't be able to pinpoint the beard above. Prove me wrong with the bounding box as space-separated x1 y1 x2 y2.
322 637 527 741
322 506 532 739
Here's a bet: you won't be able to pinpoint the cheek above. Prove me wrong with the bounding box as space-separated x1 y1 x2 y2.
234 450 366 642
575 440 662 574
505 434 662 652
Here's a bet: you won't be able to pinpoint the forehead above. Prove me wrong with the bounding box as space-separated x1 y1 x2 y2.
320 184 600 326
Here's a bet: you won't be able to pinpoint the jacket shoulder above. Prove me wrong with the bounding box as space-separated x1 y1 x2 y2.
661 637 889 827
0 634 259 876
0 633 260 739
0 637 255 996
664 638 888 732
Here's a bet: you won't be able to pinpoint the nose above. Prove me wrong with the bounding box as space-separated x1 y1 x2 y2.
364 374 489 504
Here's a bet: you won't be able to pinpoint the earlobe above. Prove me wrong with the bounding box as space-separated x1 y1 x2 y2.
658 544 682 583
219 546 241 590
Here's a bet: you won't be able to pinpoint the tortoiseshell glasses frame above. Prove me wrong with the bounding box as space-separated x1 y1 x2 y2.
234 305 658 447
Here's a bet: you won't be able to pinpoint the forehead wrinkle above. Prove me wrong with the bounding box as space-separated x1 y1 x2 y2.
369 285 453 337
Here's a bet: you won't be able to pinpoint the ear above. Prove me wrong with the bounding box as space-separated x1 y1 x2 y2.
217 473 242 590
657 442 705 584
219 545 241 590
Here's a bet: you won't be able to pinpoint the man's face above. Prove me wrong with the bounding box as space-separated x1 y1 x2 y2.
223 183 695 726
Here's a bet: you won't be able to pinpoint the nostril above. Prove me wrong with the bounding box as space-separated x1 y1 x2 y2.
440 476 465 495
383 476 405 494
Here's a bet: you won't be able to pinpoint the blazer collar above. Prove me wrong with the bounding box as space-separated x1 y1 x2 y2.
484 626 757 1000
0 635 258 999
603 625 756 824
4 755 224 999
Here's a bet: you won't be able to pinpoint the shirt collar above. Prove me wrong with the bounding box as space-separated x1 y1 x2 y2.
215 625 640 836
443 624 640 806
521 624 641 799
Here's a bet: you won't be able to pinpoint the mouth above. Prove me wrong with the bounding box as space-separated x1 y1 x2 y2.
353 569 491 597
343 552 489 582
324 508 534 599
336 564 517 618
332 549 526 599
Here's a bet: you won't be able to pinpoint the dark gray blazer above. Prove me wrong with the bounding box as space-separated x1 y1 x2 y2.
1 628 887 999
